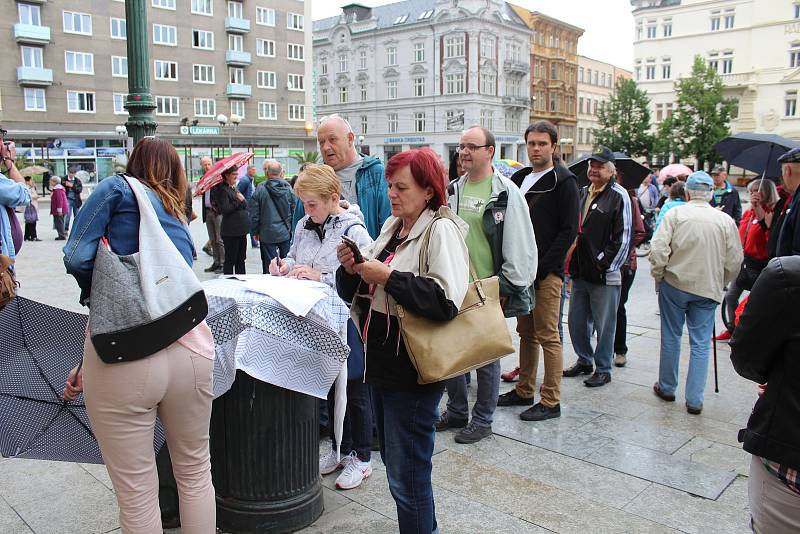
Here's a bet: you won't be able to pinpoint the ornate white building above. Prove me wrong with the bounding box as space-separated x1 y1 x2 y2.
631 0 800 141
312 0 532 163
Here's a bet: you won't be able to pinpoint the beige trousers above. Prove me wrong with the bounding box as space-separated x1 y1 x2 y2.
515 273 564 407
83 337 216 534
749 456 800 534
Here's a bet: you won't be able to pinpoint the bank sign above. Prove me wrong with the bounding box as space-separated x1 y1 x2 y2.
383 136 426 144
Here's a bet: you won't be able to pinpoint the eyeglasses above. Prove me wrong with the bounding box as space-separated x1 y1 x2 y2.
457 143 492 153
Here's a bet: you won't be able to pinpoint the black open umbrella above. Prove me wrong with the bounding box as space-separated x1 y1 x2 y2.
0 297 165 464
714 133 800 180
568 152 651 190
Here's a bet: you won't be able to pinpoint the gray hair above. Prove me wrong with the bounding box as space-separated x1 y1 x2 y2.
687 189 713 202
50 175 61 184
605 161 616 176
263 158 283 176
747 178 778 206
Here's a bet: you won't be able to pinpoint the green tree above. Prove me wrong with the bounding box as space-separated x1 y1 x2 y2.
670 55 736 171
592 78 653 158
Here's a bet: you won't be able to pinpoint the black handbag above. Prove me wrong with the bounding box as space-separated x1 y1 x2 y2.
735 256 767 291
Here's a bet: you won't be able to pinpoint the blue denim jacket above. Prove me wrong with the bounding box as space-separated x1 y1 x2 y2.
63 174 194 305
0 173 31 263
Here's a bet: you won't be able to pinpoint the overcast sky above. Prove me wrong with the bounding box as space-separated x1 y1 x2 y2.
311 0 635 70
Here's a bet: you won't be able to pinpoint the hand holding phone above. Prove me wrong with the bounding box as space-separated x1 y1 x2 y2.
341 235 365 264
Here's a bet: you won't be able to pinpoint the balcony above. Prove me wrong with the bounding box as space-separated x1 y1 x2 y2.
502 96 529 109
225 17 251 34
721 72 755 88
225 50 252 66
14 23 51 45
16 66 53 86
226 83 252 98
503 60 528 76
17 0 47 3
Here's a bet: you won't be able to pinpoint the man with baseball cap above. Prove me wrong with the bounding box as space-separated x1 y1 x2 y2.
776 147 800 257
650 171 742 414
563 146 632 388
710 164 742 224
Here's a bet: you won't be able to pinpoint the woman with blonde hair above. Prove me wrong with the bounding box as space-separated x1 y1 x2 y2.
62 137 216 534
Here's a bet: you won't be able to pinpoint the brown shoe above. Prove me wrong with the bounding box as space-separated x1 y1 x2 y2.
653 383 675 402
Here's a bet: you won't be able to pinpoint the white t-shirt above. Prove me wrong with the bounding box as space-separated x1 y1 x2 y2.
336 156 363 203
519 167 553 195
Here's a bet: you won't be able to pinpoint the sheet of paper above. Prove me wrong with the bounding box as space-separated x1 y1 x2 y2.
240 275 328 317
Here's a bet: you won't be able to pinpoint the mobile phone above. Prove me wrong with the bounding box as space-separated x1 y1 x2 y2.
341 235 365 264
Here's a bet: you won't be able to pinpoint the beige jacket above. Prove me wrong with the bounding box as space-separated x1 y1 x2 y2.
355 206 470 320
649 200 743 303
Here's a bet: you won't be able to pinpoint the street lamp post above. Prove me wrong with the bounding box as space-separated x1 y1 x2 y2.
217 113 242 152
123 0 157 145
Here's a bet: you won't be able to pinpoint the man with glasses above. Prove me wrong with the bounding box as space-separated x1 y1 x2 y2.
436 126 537 444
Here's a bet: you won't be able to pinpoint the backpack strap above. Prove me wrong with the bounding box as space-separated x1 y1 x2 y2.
342 221 366 237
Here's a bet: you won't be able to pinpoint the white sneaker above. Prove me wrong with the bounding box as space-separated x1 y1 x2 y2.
335 452 372 490
319 449 343 475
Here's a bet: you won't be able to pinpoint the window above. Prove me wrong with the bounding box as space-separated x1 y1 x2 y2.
480 109 493 130
191 0 213 16
634 61 641 81
386 46 397 66
710 11 720 31
288 73 304 91
480 74 496 95
445 35 465 58
154 24 177 46
65 51 94 74
288 104 305 121
708 52 719 72
414 112 425 133
228 34 243 52
387 81 397 99
388 113 398 133
414 43 424 63
549 93 556 112
791 43 800 68
663 18 672 37
63 11 92 35
320 87 329 105
339 86 348 103
655 103 664 122
229 67 243 84
194 98 216 117
445 73 465 95
152 0 176 9
393 14 408 24
287 13 304 31
112 56 128 77
507 43 521 63
288 44 304 61
228 1 243 18
646 60 656 80
20 46 43 68
155 60 178 80
257 39 275 57
360 115 368 135
796 3 800 19
724 9 735 29
646 20 656 39
786 91 797 117
192 30 213 49
578 97 584 114
722 51 733 74
360 84 367 101
600 72 606 87
156 96 179 116
636 23 642 41
258 102 277 120
67 91 95 113
338 54 348 73
358 50 367 69
505 78 520 98
321 61 328 75
480 36 495 59
662 59 671 79
110 18 127 39
19 4 41 25
193 64 215 84
257 70 276 88
550 63 557 80
23 88 45 111
414 77 425 97
230 100 245 119
419 9 433 20
578 67 584 83
113 93 127 114
256 7 275 26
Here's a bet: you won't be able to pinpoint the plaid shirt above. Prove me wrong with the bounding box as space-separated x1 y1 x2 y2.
762 458 800 496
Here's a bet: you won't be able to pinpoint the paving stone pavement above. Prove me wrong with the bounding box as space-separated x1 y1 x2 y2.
4 202 755 533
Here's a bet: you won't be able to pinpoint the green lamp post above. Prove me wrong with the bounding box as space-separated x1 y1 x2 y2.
123 0 157 144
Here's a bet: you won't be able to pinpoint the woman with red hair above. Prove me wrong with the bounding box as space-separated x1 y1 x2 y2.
336 147 469 533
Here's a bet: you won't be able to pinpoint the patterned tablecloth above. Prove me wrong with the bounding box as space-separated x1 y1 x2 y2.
203 278 350 400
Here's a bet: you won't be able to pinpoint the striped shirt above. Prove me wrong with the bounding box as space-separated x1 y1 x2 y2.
762 457 800 496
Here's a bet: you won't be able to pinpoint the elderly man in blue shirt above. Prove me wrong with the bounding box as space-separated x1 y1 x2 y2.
0 139 31 263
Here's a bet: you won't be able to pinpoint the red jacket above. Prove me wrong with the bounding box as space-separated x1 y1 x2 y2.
738 208 768 262
50 185 69 217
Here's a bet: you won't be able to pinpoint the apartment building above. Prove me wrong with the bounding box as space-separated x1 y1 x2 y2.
576 56 632 156
1 0 313 180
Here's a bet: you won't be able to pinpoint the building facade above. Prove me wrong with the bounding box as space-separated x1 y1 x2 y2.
576 56 633 156
631 0 800 143
312 0 532 164
510 7 582 161
1 0 314 180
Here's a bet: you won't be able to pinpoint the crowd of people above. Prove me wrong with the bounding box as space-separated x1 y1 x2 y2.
1 117 799 534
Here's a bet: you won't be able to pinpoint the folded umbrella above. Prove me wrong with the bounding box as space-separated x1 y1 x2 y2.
658 163 693 182
714 133 800 180
194 152 254 197
569 152 651 190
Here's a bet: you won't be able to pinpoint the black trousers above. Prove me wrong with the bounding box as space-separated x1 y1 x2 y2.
24 222 38 240
222 234 246 274
614 267 636 355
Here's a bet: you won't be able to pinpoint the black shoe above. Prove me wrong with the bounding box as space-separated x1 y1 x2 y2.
33 238 42 242
653 383 675 402
454 422 492 444
497 389 534 407
563 362 594 377
214 266 224 274
520 403 561 421
584 372 611 387
202 244 213 256
55 236 66 241
204 263 220 272
686 402 703 415
435 410 468 432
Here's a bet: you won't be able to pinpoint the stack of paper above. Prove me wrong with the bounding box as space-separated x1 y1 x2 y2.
233 275 328 317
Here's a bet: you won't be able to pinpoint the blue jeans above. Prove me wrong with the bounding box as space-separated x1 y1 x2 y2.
64 198 79 231
371 385 442 534
259 240 290 274
657 281 717 408
568 279 621 374
444 359 500 428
